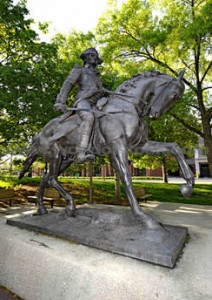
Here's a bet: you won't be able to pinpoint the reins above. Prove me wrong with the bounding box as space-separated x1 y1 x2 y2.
60 76 180 123
141 78 176 117
110 77 179 118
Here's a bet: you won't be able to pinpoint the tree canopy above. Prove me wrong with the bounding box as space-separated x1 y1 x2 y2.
0 0 211 176
0 0 60 155
96 0 212 175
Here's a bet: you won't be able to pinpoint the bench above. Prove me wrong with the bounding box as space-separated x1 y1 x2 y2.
0 188 16 206
132 187 152 203
27 188 61 208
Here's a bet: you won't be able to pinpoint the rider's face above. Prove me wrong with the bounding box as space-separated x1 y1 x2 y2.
84 53 99 66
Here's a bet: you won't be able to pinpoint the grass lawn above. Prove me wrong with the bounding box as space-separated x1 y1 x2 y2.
74 179 212 206
132 182 212 206
0 176 211 206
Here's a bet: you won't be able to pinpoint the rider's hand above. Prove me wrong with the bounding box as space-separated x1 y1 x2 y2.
54 102 67 113
102 88 112 96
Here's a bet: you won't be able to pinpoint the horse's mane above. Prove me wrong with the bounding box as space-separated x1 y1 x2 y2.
116 70 170 93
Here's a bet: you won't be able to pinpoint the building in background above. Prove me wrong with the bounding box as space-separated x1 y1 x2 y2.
194 137 210 178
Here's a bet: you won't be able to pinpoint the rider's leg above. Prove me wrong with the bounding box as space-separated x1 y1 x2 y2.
76 100 95 163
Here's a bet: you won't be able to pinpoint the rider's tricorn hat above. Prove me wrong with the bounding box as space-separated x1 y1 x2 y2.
80 48 103 65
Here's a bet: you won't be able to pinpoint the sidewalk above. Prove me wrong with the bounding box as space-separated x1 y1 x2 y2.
0 203 212 300
133 176 212 184
168 176 212 184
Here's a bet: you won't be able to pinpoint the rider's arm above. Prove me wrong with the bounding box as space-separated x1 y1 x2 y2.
54 66 81 113
102 88 113 96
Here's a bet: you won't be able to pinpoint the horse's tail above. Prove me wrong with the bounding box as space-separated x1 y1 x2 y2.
19 134 40 179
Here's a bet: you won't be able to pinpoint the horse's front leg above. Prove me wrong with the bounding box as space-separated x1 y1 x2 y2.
140 141 195 197
111 139 162 229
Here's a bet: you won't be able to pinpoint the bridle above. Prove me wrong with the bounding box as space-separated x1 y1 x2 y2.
61 76 182 121
141 78 180 117
112 76 182 118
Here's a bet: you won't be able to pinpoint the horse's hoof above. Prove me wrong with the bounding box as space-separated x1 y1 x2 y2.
144 218 164 231
136 214 164 231
37 206 48 215
180 184 193 198
64 207 76 217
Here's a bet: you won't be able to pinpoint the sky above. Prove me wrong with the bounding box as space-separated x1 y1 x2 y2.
24 0 110 39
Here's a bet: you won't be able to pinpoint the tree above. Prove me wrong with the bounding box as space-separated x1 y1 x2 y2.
0 0 59 155
96 0 212 176
51 30 125 104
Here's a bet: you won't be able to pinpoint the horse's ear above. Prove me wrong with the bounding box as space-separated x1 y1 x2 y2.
178 68 186 81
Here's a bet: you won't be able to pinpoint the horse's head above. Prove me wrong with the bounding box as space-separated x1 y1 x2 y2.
147 70 185 119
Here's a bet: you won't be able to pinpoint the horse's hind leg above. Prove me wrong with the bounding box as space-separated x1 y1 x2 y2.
48 155 76 217
111 138 162 229
36 173 49 215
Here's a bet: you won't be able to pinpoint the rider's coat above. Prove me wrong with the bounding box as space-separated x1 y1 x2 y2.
57 65 105 106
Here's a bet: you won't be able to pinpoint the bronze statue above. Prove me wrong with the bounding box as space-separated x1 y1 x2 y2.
54 48 110 163
19 49 194 230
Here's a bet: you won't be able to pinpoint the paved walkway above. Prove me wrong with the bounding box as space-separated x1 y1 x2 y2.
133 176 212 184
168 177 212 184
0 203 212 300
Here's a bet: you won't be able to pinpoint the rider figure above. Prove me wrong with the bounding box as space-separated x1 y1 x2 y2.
54 48 110 163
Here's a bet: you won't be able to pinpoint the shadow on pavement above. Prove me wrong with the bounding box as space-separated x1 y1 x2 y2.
0 286 23 300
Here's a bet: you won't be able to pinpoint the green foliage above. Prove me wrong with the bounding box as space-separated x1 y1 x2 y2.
0 175 19 187
131 153 178 171
53 31 96 62
50 31 99 105
0 0 211 176
96 0 211 93
96 0 212 175
0 0 60 155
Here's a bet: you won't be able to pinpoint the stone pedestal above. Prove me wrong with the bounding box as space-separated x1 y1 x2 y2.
7 205 188 268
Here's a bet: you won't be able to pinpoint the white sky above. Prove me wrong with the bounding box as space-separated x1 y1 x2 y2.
25 0 110 39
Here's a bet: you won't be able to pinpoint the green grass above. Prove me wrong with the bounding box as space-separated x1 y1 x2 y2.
59 177 212 206
132 182 212 205
0 176 211 206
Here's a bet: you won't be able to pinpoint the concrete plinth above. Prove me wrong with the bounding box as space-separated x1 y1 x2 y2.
6 205 188 268
0 202 212 300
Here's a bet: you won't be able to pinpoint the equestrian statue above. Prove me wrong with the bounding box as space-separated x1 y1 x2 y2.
19 48 195 230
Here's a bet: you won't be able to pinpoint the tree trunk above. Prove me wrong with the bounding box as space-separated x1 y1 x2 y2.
88 162 94 204
198 86 212 177
203 129 212 177
9 155 13 175
194 40 212 177
162 157 168 183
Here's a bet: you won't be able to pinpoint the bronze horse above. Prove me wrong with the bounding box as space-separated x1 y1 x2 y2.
20 70 194 229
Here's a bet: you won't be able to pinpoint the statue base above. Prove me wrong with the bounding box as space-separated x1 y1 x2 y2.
7 205 188 268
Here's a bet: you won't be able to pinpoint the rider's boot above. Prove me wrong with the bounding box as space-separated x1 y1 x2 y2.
76 121 95 163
